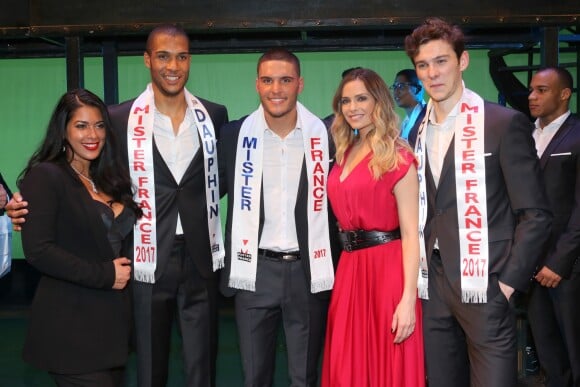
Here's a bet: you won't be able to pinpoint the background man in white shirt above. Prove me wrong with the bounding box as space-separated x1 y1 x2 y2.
527 66 580 387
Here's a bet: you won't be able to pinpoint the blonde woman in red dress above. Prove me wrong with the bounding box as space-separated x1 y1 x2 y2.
322 68 425 387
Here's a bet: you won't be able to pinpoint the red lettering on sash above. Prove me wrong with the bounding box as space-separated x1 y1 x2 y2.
133 105 150 115
310 137 321 149
313 187 324 199
311 149 323 161
133 126 146 136
137 188 150 199
465 205 482 217
468 243 480 255
313 199 323 211
467 230 481 242
134 149 145 160
313 162 324 175
461 162 475 174
465 192 479 204
462 149 475 161
465 179 478 190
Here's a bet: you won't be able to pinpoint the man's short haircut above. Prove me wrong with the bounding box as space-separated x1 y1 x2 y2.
537 66 574 91
404 17 465 64
146 24 190 53
257 48 301 76
395 69 420 88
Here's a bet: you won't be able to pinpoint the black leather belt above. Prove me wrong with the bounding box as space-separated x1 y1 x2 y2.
258 249 301 262
338 229 401 252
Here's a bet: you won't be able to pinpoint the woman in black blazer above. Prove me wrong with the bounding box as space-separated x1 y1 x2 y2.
18 89 142 387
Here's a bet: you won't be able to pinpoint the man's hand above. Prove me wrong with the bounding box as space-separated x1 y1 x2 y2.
0 184 7 209
5 192 28 232
498 280 515 301
534 266 562 288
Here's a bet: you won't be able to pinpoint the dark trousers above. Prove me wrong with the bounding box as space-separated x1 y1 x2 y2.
528 271 580 387
422 253 517 387
235 255 328 387
133 238 218 387
49 368 125 387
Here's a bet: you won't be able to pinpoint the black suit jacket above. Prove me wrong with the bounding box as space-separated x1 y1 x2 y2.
20 162 132 373
108 96 228 280
218 115 340 298
538 114 580 277
423 102 552 295
406 104 427 148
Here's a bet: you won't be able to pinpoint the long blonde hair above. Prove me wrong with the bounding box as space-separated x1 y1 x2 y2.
331 68 411 179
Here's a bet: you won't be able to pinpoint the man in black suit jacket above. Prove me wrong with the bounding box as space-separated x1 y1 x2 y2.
218 48 339 387
107 25 228 387
404 18 552 387
527 67 580 387
405 106 426 149
6 25 228 387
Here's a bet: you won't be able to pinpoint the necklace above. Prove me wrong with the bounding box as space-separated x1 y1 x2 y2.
70 164 98 194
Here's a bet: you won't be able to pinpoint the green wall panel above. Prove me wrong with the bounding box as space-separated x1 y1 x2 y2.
1 50 576 259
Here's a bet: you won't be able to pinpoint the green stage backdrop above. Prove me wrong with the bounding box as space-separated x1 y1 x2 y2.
0 50 576 258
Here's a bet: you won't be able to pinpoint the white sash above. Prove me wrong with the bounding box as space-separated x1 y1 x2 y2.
416 88 489 303
128 84 224 283
415 112 429 300
229 103 334 293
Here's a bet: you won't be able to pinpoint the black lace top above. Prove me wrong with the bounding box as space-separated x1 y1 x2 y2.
95 201 136 256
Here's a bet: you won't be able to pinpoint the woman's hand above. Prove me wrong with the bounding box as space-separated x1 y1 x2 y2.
5 192 28 231
112 257 131 289
391 296 416 344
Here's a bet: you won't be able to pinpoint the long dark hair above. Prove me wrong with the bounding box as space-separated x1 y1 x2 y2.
19 88 142 218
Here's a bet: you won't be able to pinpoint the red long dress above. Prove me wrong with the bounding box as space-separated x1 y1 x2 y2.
321 148 425 387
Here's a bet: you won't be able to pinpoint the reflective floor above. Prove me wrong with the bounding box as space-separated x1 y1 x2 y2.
0 306 291 387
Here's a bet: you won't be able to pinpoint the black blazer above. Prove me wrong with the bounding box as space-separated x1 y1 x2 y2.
218 115 340 298
423 102 552 294
406 104 427 148
108 97 228 280
20 162 132 374
538 114 580 277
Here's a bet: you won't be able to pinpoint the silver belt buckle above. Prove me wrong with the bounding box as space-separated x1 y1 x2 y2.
281 254 297 262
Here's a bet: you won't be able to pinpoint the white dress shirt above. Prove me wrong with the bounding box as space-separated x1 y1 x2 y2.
259 127 303 252
153 107 199 235
426 103 458 187
533 111 571 157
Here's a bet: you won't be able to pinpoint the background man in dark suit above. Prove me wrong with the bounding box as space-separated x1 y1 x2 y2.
7 25 228 387
218 48 339 387
404 18 552 387
527 66 580 387
391 68 426 146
